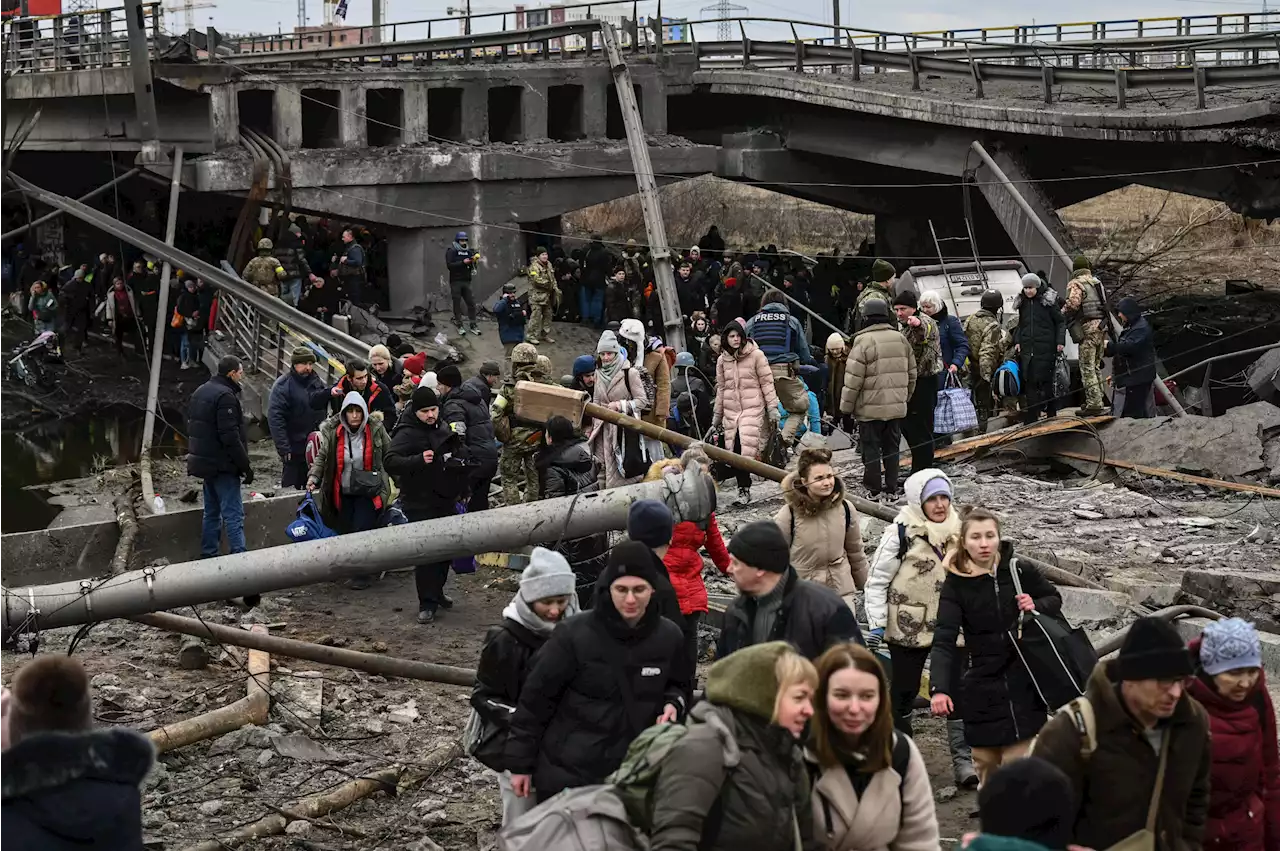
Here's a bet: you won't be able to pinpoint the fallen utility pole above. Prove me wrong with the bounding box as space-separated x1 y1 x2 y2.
575 395 1103 590
1093 605 1222 657
133 611 477 687
1054 450 1280 498
599 21 685 351
0 464 713 635
1 168 143 243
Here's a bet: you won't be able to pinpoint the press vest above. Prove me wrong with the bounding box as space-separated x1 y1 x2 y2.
750 311 794 362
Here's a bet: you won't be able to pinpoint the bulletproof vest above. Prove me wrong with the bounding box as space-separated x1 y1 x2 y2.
750 311 793 359
1077 275 1104 322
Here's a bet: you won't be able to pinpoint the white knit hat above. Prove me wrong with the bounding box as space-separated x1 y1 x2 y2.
520 547 576 602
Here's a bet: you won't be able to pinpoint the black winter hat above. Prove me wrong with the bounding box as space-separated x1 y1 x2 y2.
411 385 439 411
892 290 918 310
978 757 1074 849
436 364 462 388
980 290 1003 313
728 520 791 573
1117 617 1194 681
598 540 662 592
628 499 674 549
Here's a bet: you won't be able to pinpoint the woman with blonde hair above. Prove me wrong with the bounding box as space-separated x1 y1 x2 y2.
647 641 819 851
929 506 1060 787
807 643 939 851
368 343 404 395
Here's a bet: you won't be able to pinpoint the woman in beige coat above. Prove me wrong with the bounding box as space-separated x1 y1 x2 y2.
776 447 868 610
712 319 779 505
588 330 652 488
807 643 939 851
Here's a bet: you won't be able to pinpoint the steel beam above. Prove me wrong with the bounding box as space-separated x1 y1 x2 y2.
0 464 714 635
1 168 142 243
123 0 161 161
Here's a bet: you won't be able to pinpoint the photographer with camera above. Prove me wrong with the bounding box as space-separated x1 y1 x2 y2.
446 231 481 336
386 385 472 624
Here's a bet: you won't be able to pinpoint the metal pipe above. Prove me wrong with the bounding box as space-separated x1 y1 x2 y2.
1 167 142 242
0 464 714 635
139 146 183 514
132 611 476 686
1163 341 1280 384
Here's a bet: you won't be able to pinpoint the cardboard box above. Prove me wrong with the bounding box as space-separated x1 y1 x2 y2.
512 380 588 426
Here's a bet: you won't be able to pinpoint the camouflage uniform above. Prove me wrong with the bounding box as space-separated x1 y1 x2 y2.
1063 269 1107 413
493 343 550 506
962 308 1003 433
526 259 556 344
242 240 286 296
903 312 943 378
853 281 895 332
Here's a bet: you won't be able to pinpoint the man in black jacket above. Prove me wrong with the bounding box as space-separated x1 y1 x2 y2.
436 364 499 513
505 541 689 803
187 355 252 558
385 386 469 624
276 227 319 306
445 230 479 335
327 357 397 422
717 520 863 660
581 234 614 328
267 346 329 488
2 656 155 851
1014 273 1066 424
1107 297 1156 419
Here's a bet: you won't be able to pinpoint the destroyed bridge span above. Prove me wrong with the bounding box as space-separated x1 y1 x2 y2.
4 4 1279 312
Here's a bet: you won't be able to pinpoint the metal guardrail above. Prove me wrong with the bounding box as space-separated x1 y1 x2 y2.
1 3 164 73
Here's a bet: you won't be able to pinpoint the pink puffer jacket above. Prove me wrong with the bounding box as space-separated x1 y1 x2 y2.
714 338 778 461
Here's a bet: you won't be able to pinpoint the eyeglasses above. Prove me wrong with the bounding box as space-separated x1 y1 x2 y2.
611 586 652 598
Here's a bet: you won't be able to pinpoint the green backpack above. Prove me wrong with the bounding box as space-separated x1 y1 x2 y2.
606 722 694 830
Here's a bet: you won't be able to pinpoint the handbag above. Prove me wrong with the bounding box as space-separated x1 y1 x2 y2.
1106 731 1170 851
619 427 648 478
1052 353 1071 402
934 372 979 435
348 468 383 497
285 492 337 543
702 427 735 481
1007 558 1098 711
451 501 477 574
170 308 183 329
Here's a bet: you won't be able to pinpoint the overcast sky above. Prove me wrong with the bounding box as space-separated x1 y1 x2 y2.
166 0 1270 43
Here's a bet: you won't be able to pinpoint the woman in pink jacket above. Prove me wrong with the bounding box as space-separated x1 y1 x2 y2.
713 319 779 505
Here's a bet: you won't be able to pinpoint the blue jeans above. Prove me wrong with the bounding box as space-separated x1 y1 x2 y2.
280 278 302 306
578 287 603 326
201 473 246 557
180 331 204 365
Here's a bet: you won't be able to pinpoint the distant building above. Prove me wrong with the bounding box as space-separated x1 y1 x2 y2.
513 3 688 50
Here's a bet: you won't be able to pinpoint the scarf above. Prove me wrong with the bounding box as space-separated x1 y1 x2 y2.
502 591 581 639
597 353 623 385
897 502 961 550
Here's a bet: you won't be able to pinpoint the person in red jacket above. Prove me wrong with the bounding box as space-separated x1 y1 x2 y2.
644 452 730 677
1187 618 1279 851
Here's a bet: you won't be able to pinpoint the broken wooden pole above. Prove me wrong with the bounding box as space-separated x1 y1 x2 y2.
149 625 269 753
133 611 476 687
109 483 140 575
176 740 462 851
1054 451 1280 498
1093 605 1223 657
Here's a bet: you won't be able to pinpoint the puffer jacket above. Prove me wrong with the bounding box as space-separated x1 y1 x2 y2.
441 379 498 472
714 326 779 461
932 304 970 370
267 369 328 457
649 702 817 851
307 393 393 523
1109 299 1157 390
643 459 730 616
774 472 867 598
840 319 917 422
384 414 468 520
538 436 598 498
1185 641 1280 851
929 542 1061 748
1014 283 1066 383
185 374 250 480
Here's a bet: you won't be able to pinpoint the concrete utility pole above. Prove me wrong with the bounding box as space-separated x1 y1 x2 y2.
123 0 162 163
599 21 685 351
0 464 714 635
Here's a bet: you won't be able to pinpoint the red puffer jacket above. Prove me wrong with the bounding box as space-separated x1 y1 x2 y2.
1186 639 1280 851
662 513 730 615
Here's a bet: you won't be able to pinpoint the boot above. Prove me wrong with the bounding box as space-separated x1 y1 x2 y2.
469 322 480 335
736 486 751 506
416 606 437 625
948 719 979 788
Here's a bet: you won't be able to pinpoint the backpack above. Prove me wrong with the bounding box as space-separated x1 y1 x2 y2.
786 501 852 540
993 360 1021 398
608 722 692 829
497 784 647 851
817 732 913 837
285 492 337 543
1049 696 1098 760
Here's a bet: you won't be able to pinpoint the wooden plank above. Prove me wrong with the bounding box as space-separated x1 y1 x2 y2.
1054 450 1280 498
934 415 1115 460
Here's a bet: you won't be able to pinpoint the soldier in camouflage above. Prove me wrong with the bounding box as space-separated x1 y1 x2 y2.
1063 256 1109 416
492 343 551 506
526 247 557 345
852 259 898 332
962 290 1006 434
893 290 943 474
242 238 287 297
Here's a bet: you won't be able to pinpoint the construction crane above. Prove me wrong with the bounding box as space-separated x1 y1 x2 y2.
700 0 746 41
165 0 215 31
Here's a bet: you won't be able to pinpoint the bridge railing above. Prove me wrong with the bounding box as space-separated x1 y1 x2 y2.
1 3 164 73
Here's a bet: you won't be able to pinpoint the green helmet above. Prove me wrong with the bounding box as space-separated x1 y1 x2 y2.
257 237 273 251
511 343 538 366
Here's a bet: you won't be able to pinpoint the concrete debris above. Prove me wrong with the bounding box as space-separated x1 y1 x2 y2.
274 734 347 763
273 673 324 732
1072 508 1105 520
1058 588 1131 623
387 699 421 725
284 819 314 836
208 724 273 756
198 800 225 816
1180 568 1280 631
934 785 958 803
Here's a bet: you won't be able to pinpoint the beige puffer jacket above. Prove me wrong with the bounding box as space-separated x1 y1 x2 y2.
714 338 778 461
840 322 917 422
774 472 868 597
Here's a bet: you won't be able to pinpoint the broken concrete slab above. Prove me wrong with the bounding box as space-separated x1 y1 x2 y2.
1059 587 1132 623
1104 576 1181 608
273 734 347 763
1181 568 1280 603
272 672 324 732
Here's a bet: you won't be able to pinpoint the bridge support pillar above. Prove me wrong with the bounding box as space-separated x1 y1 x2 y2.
210 88 239 149
582 83 607 139
461 84 488 143
275 86 303 151
642 84 667 135
522 82 549 142
340 85 367 148
386 221 526 314
402 84 430 145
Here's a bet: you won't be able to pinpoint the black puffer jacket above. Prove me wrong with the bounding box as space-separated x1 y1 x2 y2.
505 574 689 801
267 369 328 457
2 728 155 851
469 617 548 771
441 380 498 470
717 567 863 661
185 374 250 479
538 437 598 498
929 542 1062 748
384 416 468 520
1014 283 1066 383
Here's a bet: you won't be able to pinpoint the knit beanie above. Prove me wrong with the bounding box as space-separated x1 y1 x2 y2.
705 641 794 723
291 345 316 365
520 547 577 603
920 475 952 505
1199 618 1262 676
480 361 502 377
978 757 1074 850
628 499 674 549
862 298 891 319
872 259 896 283
597 540 662 592
1116 297 1142 323
1072 255 1091 272
410 385 439 412
572 354 597 377
8 656 93 744
436 364 462 389
1021 273 1042 290
980 290 1004 313
1117 617 1194 681
892 290 917 310
728 520 791 573
597 330 621 355
403 351 428 376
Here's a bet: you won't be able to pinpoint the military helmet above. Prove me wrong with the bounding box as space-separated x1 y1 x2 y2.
511 343 538 365
257 237 273 251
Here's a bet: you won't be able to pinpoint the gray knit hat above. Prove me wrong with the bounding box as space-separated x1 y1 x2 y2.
520 547 577 603
597 330 621 355
1199 618 1262 676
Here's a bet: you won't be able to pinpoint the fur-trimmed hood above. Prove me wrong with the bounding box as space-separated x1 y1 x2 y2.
3 727 155 846
781 469 846 517
1014 283 1060 310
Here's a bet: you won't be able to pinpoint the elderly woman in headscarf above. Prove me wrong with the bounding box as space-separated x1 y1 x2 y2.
587 329 652 488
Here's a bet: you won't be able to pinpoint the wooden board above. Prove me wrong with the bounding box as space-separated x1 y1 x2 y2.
934 415 1115 460
1054 450 1280 498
